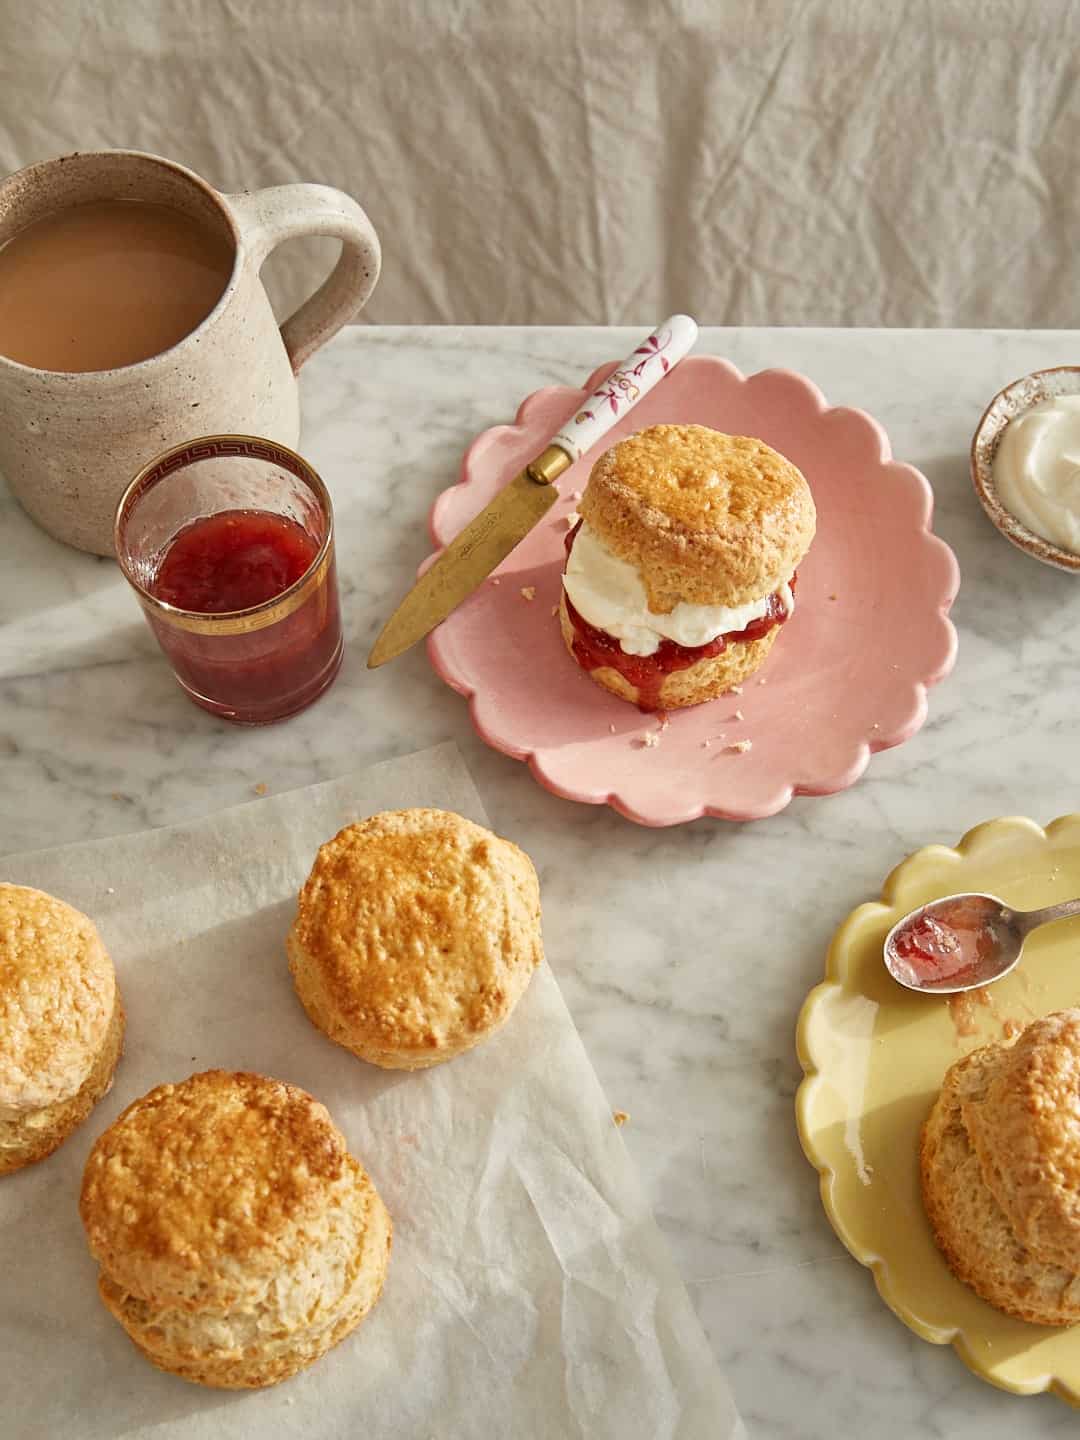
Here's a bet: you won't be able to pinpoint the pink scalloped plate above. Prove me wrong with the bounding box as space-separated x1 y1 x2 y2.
426 356 960 825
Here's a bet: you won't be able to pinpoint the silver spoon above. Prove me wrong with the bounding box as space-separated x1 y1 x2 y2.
884 892 1080 995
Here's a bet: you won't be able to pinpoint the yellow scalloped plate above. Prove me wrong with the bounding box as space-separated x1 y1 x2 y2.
796 814 1080 1402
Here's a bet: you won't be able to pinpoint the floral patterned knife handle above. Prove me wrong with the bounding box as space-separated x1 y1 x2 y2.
549 314 699 463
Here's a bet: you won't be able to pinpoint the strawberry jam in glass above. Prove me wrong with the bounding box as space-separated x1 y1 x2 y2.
115 436 343 724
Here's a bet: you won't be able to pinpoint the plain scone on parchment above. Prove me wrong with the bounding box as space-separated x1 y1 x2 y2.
920 1009 1080 1325
79 1069 392 1388
0 882 124 1176
288 808 543 1070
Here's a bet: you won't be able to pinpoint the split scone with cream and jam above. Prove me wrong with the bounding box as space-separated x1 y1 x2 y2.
559 424 816 710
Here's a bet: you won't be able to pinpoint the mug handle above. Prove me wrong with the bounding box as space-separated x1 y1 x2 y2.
225 184 381 373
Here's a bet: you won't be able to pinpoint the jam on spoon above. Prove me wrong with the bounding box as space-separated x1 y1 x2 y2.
884 892 1080 995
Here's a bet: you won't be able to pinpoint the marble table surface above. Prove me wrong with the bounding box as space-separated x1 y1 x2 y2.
4 325 1080 1439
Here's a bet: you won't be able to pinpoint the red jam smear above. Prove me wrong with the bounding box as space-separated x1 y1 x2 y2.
145 509 341 724
562 521 793 712
150 509 317 613
889 898 1002 990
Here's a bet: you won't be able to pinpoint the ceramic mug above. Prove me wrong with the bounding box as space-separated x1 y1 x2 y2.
0 149 380 555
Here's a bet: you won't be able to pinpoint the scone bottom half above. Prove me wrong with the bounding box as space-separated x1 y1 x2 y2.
560 424 816 711
79 1069 391 1389
0 882 125 1177
920 1009 1080 1327
288 808 544 1070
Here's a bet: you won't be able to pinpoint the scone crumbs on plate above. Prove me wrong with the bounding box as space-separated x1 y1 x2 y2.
613 1110 630 1127
727 740 752 754
520 586 536 601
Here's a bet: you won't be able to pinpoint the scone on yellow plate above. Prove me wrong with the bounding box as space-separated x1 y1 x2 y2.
80 1069 391 1389
560 423 816 710
920 1010 1080 1325
288 808 542 1070
0 882 124 1176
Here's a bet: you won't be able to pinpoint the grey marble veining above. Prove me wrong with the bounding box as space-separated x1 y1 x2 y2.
4 326 1080 1438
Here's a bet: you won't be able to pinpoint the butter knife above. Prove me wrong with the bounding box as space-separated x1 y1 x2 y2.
366 314 699 668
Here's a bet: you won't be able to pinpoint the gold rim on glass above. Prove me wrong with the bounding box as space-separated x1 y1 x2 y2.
114 435 335 636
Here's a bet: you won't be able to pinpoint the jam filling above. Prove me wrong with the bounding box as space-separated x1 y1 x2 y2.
562 521 793 712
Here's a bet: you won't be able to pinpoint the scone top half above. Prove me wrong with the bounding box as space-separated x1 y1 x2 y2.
288 808 543 1070
575 424 816 618
0 882 118 1117
963 1009 1080 1273
79 1069 358 1312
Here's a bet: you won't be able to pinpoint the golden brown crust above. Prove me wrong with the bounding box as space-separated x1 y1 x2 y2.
963 1010 1080 1273
557 592 779 709
0 882 116 1112
921 1024 1080 1326
579 424 816 611
0 992 124 1176
80 1070 350 1309
81 1071 391 1389
287 809 543 1070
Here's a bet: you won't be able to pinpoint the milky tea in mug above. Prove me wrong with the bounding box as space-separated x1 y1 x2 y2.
0 199 234 372
0 149 380 554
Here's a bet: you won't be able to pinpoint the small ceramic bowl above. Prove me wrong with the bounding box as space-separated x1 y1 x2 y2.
971 365 1080 573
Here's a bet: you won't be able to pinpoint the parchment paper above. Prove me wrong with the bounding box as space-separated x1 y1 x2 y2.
0 743 741 1440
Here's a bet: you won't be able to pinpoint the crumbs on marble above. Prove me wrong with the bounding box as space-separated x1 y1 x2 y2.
253 782 268 796
106 886 115 895
520 586 536 602
613 1110 630 1127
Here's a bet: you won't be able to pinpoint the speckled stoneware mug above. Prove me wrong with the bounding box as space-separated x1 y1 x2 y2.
0 149 380 555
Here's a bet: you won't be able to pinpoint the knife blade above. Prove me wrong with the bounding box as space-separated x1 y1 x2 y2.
366 449 568 668
366 314 699 668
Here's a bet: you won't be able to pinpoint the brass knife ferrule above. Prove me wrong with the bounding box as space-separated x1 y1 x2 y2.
526 444 573 486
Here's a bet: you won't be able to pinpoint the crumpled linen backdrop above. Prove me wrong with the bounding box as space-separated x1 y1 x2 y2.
2 0 1079 328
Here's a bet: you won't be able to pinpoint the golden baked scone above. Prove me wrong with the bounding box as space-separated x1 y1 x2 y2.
288 809 543 1070
962 1010 1080 1274
560 424 816 710
920 1040 1080 1325
80 1069 391 1389
0 883 124 1176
